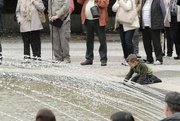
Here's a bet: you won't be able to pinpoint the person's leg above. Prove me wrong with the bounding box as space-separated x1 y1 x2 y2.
165 27 174 57
170 18 180 59
125 29 135 57
59 21 71 62
142 27 153 63
119 25 127 59
50 25 63 61
131 75 140 82
132 29 140 57
151 29 163 63
22 32 31 58
95 20 107 64
84 20 95 62
30 30 41 59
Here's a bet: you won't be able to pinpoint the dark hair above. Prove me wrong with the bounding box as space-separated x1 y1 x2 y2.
110 111 135 121
167 103 180 113
36 108 56 121
126 54 138 63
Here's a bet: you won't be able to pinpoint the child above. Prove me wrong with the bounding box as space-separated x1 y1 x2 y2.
124 54 161 84
110 111 135 121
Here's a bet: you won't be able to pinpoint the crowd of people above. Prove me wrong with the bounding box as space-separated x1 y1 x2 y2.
35 91 180 121
0 0 178 66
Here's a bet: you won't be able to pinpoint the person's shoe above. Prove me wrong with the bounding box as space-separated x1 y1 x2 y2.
80 60 93 65
146 61 154 64
63 59 71 64
121 61 128 66
52 59 62 63
174 55 180 60
136 54 141 58
22 55 31 63
0 56 3 65
37 57 41 61
101 62 107 66
154 60 162 65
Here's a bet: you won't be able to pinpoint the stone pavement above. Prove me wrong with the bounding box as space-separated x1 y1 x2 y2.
1 35 180 92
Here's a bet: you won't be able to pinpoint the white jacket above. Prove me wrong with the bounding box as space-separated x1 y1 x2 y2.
112 0 140 31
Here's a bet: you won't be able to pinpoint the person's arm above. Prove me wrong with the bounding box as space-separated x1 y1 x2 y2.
160 0 166 18
136 0 142 16
15 0 21 24
125 68 134 80
136 64 148 84
118 0 133 11
77 0 86 5
95 0 109 8
32 0 45 12
0 0 4 9
70 0 75 14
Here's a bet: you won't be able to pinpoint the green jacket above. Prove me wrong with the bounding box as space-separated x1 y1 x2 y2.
125 60 153 84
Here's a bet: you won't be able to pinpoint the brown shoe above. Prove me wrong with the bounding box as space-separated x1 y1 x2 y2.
80 60 93 65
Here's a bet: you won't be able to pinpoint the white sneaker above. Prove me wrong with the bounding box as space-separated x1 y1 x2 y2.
154 60 162 65
121 61 128 66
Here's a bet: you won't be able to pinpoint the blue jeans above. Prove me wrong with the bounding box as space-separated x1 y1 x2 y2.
119 25 135 59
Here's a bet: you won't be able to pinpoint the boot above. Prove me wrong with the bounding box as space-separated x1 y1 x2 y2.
0 56 3 65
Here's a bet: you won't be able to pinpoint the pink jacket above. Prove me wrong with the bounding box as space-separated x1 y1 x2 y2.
70 0 75 14
77 0 109 26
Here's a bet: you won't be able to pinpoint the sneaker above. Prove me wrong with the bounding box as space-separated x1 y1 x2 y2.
52 59 62 63
136 54 141 58
22 55 31 63
174 55 180 60
63 59 71 64
101 61 107 66
154 60 162 65
80 60 93 65
146 61 154 64
121 61 128 66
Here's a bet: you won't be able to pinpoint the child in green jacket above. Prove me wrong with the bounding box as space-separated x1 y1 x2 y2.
124 54 161 84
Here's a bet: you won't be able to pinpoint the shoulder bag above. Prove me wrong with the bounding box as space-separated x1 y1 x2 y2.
116 0 137 24
90 2 100 18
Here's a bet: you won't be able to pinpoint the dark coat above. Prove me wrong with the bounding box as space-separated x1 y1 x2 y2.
0 0 4 35
140 0 166 30
161 113 180 121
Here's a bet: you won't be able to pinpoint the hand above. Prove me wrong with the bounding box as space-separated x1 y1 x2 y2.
50 16 58 22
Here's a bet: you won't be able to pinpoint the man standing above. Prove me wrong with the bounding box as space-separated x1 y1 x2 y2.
77 0 109 66
48 0 71 63
140 0 166 65
161 91 180 121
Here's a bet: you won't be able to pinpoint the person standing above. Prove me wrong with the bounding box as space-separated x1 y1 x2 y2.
165 0 180 59
16 0 45 62
132 0 142 58
0 0 3 64
77 0 109 66
161 91 180 121
164 0 174 57
112 0 140 66
48 0 71 63
140 0 166 65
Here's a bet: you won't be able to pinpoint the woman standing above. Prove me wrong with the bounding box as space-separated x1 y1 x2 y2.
0 0 4 64
112 0 140 66
16 0 45 62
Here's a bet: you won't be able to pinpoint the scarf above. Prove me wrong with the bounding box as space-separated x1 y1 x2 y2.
21 0 31 21
170 0 177 16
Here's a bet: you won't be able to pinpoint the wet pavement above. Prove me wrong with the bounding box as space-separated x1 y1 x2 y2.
1 34 180 92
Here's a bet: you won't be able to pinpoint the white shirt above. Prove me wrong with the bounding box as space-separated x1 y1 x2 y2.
142 0 151 27
85 0 98 20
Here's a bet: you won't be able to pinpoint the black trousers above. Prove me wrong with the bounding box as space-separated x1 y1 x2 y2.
142 27 163 62
84 19 107 62
165 27 174 56
21 30 41 57
0 42 1 55
170 16 180 56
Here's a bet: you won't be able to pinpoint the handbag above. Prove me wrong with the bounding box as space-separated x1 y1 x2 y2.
50 18 63 28
116 0 137 24
50 14 69 28
90 2 100 18
38 11 46 23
